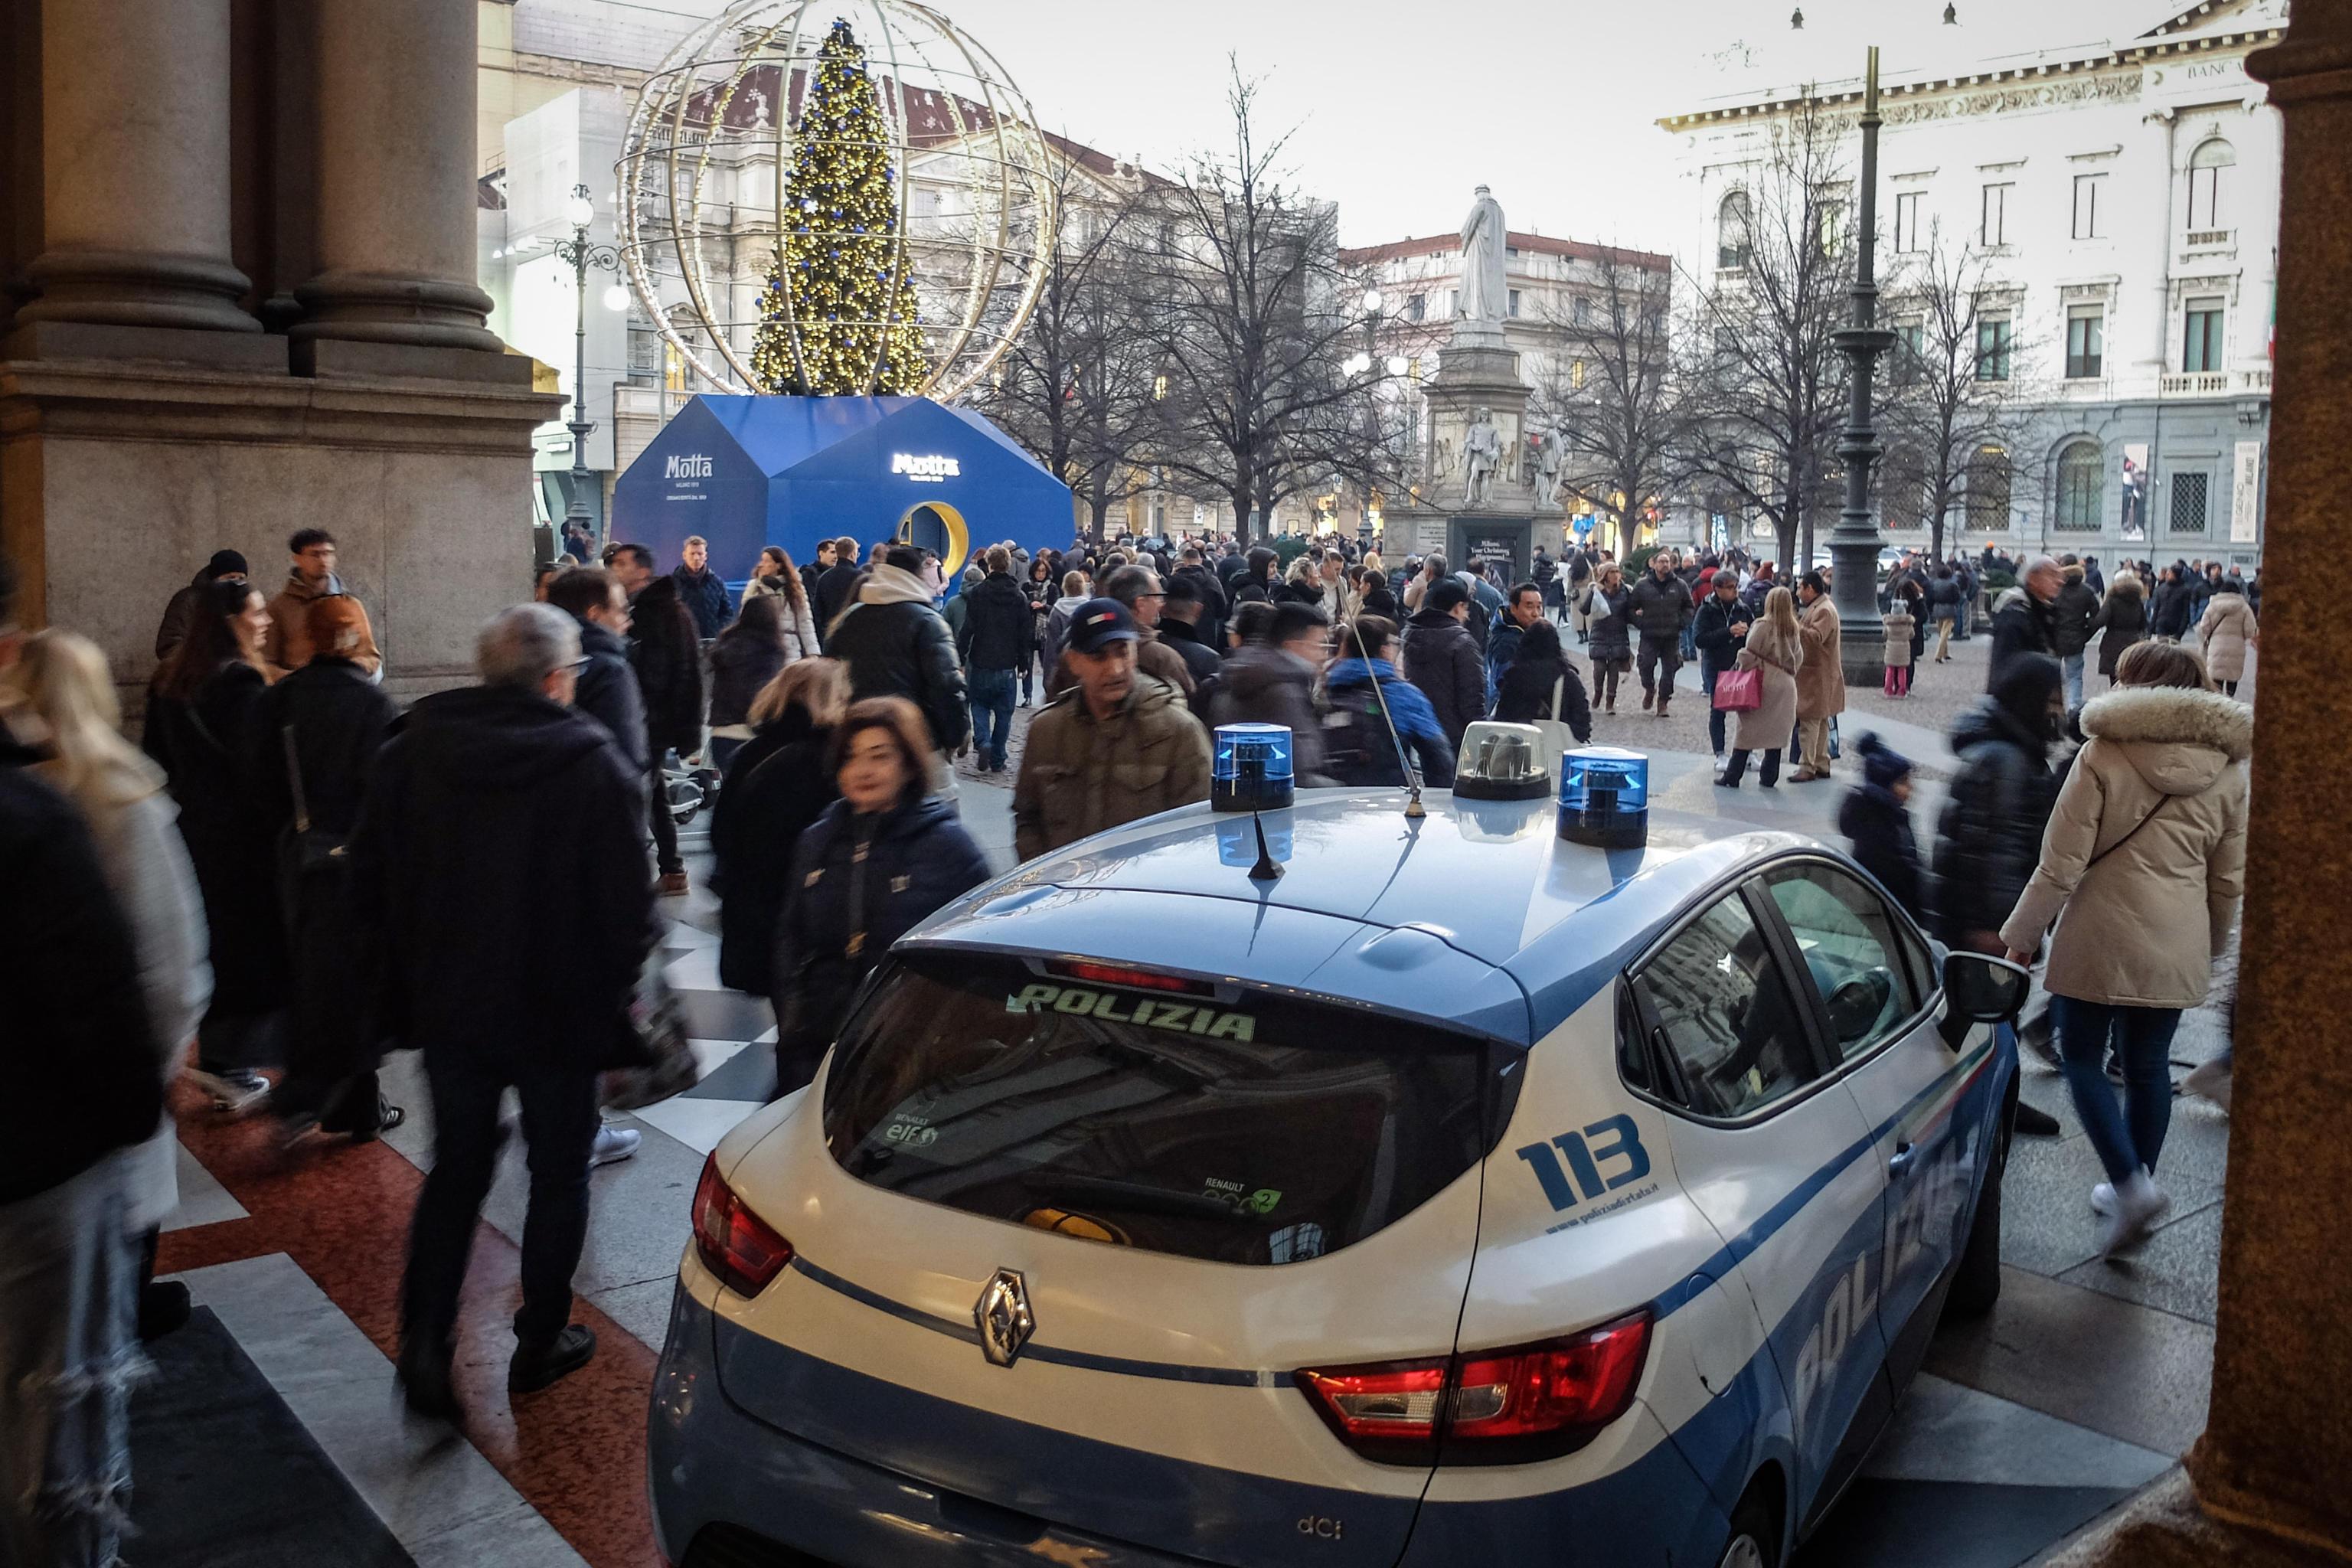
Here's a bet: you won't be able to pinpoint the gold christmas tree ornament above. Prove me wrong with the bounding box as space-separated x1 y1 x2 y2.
619 0 1057 400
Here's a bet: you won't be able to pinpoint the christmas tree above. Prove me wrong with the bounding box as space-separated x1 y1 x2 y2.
751 20 927 395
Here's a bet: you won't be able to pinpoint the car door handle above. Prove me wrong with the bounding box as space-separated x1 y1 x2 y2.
1887 1142 1917 1177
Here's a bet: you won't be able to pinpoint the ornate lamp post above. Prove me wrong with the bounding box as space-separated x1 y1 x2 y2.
1830 48 1899 685
552 182 626 540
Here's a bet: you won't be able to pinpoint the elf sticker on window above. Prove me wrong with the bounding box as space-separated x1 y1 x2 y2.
1004 984 1257 1042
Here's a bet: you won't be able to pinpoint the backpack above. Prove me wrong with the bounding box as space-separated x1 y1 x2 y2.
1321 682 1408 787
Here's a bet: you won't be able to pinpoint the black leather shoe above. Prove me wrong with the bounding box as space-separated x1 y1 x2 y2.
2014 1102 2062 1137
509 1324 596 1394
139 1280 191 1341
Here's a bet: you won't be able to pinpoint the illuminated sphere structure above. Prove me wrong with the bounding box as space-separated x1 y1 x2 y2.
619 0 1055 400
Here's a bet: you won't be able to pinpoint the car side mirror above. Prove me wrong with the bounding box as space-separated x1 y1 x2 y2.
1942 950 2030 1031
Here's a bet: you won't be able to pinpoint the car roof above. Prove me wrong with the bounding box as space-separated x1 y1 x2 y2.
913 789 1828 1045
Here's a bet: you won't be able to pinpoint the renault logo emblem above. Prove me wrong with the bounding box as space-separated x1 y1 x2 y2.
974 1267 1035 1367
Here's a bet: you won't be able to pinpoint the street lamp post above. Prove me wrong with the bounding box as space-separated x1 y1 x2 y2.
553 182 626 544
1829 47 1899 685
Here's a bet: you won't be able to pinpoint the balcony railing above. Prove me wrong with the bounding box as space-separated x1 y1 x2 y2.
2183 228 2233 249
2159 369 2271 397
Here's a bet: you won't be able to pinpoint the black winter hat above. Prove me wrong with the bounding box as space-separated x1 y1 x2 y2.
1854 731 1913 791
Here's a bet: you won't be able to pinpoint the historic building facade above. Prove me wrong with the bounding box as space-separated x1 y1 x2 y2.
1661 0 2286 566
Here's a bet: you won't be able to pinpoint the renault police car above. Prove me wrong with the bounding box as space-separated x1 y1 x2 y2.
648 733 2027 1568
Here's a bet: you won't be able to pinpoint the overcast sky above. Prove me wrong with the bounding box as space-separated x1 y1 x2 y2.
926 0 2155 251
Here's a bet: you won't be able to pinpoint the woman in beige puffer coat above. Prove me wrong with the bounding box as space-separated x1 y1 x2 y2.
1999 640 2248 1257
2195 588 2258 697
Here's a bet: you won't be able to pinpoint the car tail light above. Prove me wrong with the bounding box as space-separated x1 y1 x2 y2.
692 1154 793 1298
1048 959 1211 995
1295 1311 1651 1465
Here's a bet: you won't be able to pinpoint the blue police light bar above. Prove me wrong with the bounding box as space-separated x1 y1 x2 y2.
1558 746 1648 849
1211 724 1295 813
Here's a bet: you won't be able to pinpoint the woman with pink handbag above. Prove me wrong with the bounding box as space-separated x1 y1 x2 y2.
1717 586 1804 789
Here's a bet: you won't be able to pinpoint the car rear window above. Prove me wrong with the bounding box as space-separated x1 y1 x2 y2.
822 952 1520 1266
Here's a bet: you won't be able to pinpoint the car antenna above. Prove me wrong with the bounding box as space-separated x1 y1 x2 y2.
1354 629 1426 818
1246 808 1283 881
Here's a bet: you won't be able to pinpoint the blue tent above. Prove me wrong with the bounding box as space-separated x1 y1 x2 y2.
611 395 1073 594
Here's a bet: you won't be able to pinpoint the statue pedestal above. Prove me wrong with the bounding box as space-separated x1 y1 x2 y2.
1383 325 1562 579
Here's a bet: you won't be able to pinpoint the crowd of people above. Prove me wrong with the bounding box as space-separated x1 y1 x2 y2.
0 514 2259 1564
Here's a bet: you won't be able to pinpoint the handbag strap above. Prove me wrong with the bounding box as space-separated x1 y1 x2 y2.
1550 673 1564 721
280 724 312 835
2086 794 2174 874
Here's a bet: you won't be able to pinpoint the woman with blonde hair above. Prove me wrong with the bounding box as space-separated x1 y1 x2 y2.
2001 639 2248 1255
1717 586 1804 789
13 629 211 1335
710 658 851 998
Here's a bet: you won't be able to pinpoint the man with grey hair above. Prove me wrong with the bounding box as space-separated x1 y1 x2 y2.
351 602 655 1421
1989 554 2065 694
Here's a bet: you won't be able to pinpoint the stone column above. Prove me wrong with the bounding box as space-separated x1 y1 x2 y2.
2053 8 2352 1565
292 0 499 354
15 0 260 334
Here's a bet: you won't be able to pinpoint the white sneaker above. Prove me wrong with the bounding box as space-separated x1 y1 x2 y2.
2182 1057 2233 1112
589 1122 642 1168
2089 1181 2116 1217
185 1063 271 1116
2096 1171 2170 1258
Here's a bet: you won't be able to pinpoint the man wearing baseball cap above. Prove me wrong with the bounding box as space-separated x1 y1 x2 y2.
1012 598 1210 862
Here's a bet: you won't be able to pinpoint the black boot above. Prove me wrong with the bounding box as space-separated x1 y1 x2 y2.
2014 1102 2062 1137
397 1335 461 1421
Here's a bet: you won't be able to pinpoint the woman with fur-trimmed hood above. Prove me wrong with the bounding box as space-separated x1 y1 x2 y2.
1999 641 2249 1259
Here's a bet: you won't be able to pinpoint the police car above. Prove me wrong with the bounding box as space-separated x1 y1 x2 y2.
648 737 2027 1568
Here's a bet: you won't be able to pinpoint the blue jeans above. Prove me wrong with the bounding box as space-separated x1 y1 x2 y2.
2055 996 2183 1184
969 666 1016 769
2062 652 2086 711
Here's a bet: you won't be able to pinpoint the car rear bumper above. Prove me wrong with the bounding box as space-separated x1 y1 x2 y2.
648 1282 1221 1568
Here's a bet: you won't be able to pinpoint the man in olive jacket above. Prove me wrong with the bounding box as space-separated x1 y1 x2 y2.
1013 599 1210 861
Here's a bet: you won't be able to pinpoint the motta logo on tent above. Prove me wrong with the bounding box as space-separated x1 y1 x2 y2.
665 453 714 480
890 452 960 482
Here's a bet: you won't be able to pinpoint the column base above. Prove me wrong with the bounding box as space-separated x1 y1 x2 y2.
291 270 503 352
2039 1470 2349 1567
15 248 260 335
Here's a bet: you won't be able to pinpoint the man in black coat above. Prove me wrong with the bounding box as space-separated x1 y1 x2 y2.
547 567 651 787
827 545 969 757
1401 577 1487 750
812 533 865 643
1170 545 1229 648
1158 573 1224 700
612 544 703 893
1627 550 1697 717
955 544 1033 773
353 604 654 1419
1988 555 2063 692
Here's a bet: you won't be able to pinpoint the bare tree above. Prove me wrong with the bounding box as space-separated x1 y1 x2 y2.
1677 92 1852 572
968 155 1159 542
1879 229 2036 560
1129 65 1401 544
1530 244 1694 561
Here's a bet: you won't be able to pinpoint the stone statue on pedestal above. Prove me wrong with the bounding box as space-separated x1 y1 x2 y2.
1462 405 1501 508
1457 186 1508 326
1532 426 1568 508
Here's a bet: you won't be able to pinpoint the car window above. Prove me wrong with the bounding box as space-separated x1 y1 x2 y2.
1762 863 1922 1061
1632 892 1817 1119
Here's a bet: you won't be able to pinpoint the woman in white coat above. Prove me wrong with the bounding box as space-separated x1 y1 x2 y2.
2001 639 2249 1256
12 630 212 1331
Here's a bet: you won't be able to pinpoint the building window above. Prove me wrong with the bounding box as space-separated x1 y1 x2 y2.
1573 294 1592 326
1975 315 2014 381
2066 305 2105 378
1718 191 1753 270
1966 445 2011 532
1893 318 1924 364
1571 358 1587 390
1508 288 1521 318
2188 138 2234 230
2184 299 2226 373
2072 174 2105 240
2055 440 2104 531
1981 181 2012 247
664 341 687 394
1894 191 1923 253
1880 445 1926 531
1152 373 1168 401
1818 192 1847 258
1406 292 1426 322
2170 470 2210 534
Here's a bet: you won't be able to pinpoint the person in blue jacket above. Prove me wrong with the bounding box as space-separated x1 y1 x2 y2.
1323 616 1456 789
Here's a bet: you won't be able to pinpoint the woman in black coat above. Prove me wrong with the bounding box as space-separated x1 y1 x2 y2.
705 593 792 769
142 577 285 1103
2091 571 2150 682
712 659 846 998
1930 654 2065 953
770 695 992 1094
1493 619 1592 742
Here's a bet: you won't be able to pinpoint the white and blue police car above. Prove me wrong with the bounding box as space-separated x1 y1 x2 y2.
649 731 2028 1568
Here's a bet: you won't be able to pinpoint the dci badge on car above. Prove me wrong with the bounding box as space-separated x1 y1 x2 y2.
974 1268 1035 1367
